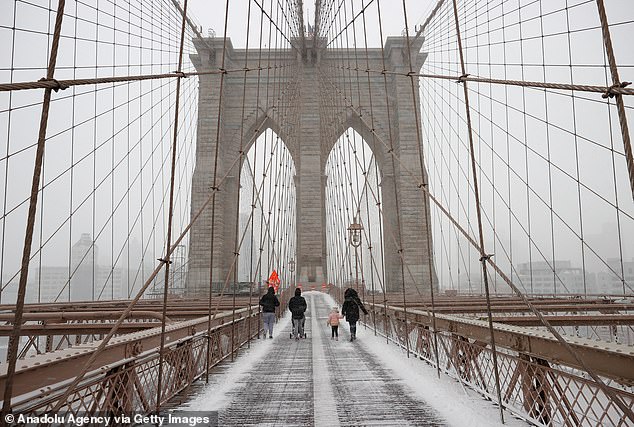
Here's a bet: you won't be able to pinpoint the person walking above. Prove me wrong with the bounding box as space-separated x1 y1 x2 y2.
288 287 307 340
341 287 368 341
259 286 280 339
327 306 343 340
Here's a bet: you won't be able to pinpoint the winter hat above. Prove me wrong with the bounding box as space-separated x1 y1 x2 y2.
331 306 339 311
295 287 302 296
267 286 275 294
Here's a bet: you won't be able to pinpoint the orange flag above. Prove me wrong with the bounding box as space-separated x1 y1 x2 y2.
268 270 280 292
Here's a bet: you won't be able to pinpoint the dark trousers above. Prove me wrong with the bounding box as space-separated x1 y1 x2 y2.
331 325 339 337
349 321 357 337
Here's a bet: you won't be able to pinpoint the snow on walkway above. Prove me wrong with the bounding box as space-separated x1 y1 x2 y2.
310 296 340 427
320 292 525 427
181 291 525 427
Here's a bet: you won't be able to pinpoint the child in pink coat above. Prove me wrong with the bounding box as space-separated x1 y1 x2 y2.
327 306 344 340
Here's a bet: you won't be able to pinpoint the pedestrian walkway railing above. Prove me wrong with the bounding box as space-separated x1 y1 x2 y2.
6 307 261 415
364 303 634 426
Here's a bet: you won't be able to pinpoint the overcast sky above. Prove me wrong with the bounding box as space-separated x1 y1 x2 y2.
187 0 435 48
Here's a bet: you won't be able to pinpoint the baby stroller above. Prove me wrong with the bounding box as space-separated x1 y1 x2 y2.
290 315 307 339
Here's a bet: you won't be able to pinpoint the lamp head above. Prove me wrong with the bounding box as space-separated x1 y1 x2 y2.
348 220 364 248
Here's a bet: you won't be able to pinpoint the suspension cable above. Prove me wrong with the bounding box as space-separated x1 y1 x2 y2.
2 0 67 415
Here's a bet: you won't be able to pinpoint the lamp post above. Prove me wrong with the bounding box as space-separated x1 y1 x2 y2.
289 258 296 290
348 219 363 295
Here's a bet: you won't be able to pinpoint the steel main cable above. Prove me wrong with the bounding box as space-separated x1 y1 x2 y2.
596 0 634 200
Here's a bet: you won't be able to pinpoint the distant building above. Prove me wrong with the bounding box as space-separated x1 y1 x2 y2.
516 260 587 295
1 235 172 306
28 265 123 302
595 258 634 295
18 233 123 303
70 233 98 301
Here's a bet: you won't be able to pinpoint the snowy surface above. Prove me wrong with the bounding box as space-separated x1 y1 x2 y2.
309 296 341 427
180 292 526 426
320 292 526 427
185 314 292 411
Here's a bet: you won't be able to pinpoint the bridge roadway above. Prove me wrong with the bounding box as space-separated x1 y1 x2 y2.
179 292 519 427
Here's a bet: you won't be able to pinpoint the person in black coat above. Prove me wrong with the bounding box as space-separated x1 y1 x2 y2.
288 288 307 340
341 287 368 341
259 286 280 338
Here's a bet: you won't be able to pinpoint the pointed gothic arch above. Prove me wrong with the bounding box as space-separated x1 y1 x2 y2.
186 35 436 295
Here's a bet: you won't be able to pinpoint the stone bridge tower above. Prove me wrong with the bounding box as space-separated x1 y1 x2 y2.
186 35 437 295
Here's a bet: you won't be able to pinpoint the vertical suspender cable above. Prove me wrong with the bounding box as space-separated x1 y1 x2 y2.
248 0 267 345
450 0 504 422
376 0 409 355
156 0 189 411
2 0 66 414
349 2 366 323
230 0 253 364
205 0 232 382
399 0 442 377
0 1 19 306
264 0 274 280
254 1 267 338
358 0 380 335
